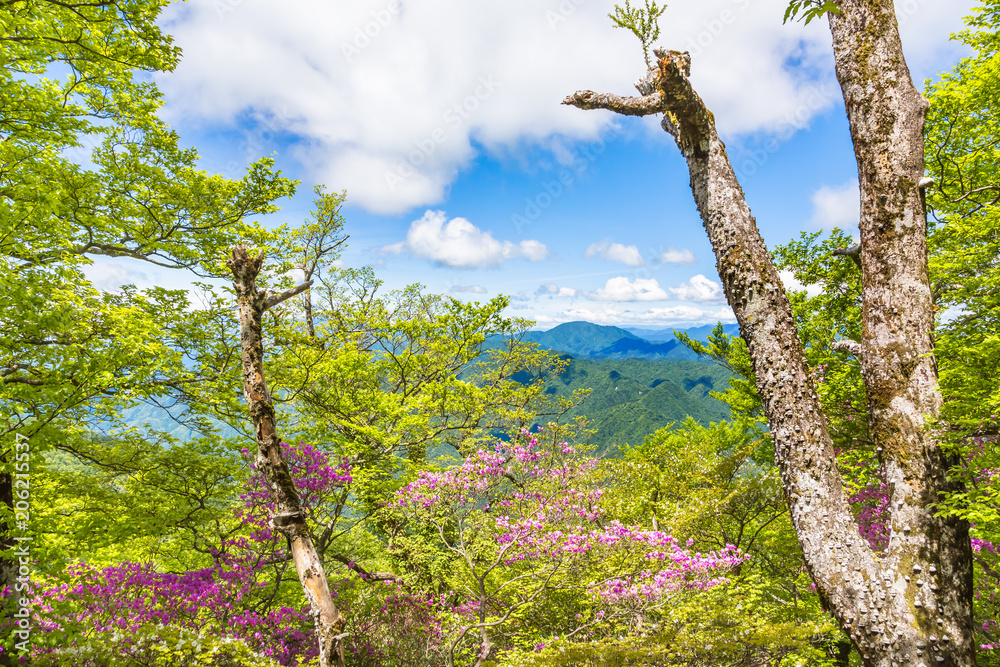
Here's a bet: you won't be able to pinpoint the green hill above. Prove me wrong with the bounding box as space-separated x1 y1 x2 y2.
544 357 730 456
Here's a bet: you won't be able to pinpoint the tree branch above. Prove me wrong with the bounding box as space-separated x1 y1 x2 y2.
264 280 314 311
328 554 398 583
832 244 862 270
562 90 664 117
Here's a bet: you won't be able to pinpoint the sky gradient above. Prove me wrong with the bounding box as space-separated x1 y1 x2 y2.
87 0 978 328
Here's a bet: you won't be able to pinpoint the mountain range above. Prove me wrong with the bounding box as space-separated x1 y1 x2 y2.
521 321 740 361
511 321 739 454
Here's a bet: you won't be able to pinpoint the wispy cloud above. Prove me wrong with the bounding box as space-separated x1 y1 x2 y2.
809 179 860 230
656 247 696 266
450 284 488 294
536 283 578 298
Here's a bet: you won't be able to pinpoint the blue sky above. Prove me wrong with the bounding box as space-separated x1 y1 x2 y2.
87 0 978 329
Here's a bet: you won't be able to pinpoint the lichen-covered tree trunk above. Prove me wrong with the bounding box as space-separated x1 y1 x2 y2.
563 0 974 663
228 245 347 667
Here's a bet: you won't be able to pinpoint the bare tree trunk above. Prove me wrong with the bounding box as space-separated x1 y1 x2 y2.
562 0 974 663
227 245 346 667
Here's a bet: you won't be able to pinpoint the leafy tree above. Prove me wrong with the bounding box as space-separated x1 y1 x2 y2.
0 0 295 646
924 0 1000 432
615 419 846 665
564 0 975 662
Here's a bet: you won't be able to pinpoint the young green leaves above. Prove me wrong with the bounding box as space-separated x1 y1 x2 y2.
609 0 668 68
783 0 841 25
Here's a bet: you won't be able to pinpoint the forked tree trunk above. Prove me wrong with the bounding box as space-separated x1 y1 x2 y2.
228 245 347 667
563 0 974 664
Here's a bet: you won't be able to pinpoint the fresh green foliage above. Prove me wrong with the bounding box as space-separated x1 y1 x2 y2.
0 0 295 614
783 0 841 26
9 0 1000 665
773 230 869 454
924 0 1000 431
921 3 1000 651
609 0 668 67
32 625 284 667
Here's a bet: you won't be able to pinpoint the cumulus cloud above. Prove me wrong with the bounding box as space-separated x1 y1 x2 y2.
588 277 669 302
384 210 548 268
450 284 487 294
584 239 646 267
536 283 578 298
149 0 905 214
152 0 972 216
809 179 860 230
669 274 725 302
656 247 697 265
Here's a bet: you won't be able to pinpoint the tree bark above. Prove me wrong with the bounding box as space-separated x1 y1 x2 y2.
227 245 347 667
562 0 974 663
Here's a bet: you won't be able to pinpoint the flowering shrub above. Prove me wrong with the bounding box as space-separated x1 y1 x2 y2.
3 434 744 667
2 442 354 666
393 429 743 665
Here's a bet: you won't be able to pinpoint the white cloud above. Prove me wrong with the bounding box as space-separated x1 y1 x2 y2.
536 283 578 299
588 277 669 302
151 0 931 214
384 210 548 268
656 247 697 265
809 179 860 230
519 239 549 262
669 274 726 302
778 270 823 298
584 239 646 267
153 0 974 215
895 1 977 82
450 284 487 294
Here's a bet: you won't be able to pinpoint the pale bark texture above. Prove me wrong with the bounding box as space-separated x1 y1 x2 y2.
227 245 346 667
563 1 974 664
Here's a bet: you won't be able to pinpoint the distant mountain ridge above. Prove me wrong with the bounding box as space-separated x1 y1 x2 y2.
520 321 740 361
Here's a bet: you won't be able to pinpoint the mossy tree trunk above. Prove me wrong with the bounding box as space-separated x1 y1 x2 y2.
562 0 974 663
